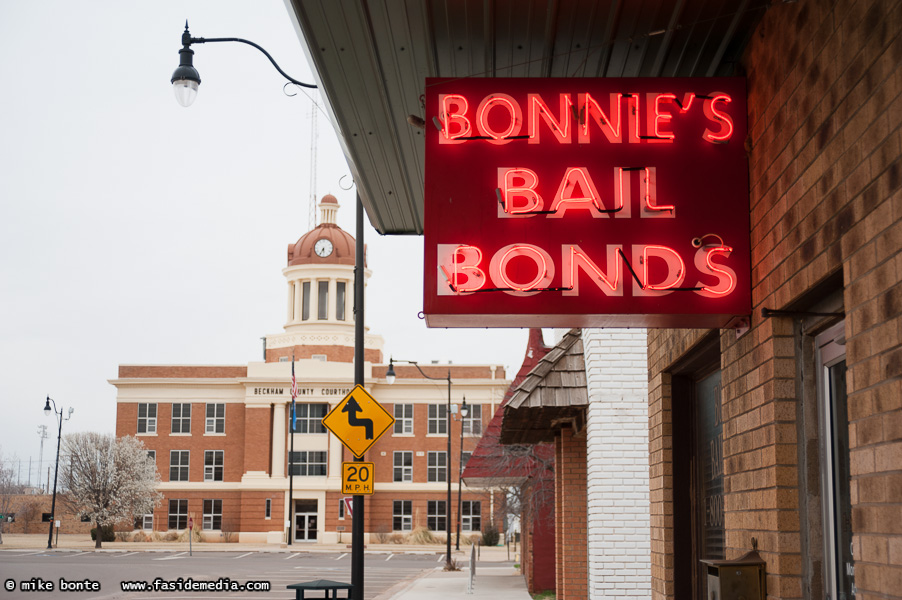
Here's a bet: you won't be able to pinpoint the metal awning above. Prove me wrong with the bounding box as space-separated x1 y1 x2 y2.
284 0 770 235
500 329 588 445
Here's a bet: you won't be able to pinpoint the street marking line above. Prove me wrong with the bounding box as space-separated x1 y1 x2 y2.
335 553 348 560
436 555 445 563
285 553 300 560
233 552 254 559
153 552 187 561
385 553 394 561
113 552 138 558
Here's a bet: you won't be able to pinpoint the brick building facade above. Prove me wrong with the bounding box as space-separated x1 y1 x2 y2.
112 197 510 543
648 1 902 599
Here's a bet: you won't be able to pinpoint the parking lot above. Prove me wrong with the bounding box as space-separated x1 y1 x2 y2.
0 549 446 600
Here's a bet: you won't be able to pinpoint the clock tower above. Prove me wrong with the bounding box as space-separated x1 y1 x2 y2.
263 194 384 364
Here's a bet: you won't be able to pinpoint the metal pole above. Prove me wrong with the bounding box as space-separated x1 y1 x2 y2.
456 413 463 550
47 401 62 550
446 373 452 568
288 406 294 546
351 193 365 600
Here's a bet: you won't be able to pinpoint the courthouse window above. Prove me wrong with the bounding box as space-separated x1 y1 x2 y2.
427 500 446 532
294 403 328 433
203 499 222 530
137 403 157 434
171 403 191 434
394 404 414 434
204 450 224 481
206 403 225 434
428 404 447 434
169 450 189 482
393 501 412 531
461 501 481 532
168 499 188 530
393 451 413 482
427 452 447 482
302 281 311 321
289 451 327 476
318 281 329 320
336 281 346 321
463 404 482 435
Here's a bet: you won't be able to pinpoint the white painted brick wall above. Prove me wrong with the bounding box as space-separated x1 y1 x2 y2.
583 328 651 600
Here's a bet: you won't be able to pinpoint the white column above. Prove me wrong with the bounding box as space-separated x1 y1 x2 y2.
287 281 294 322
294 281 303 323
583 328 651 599
271 401 286 478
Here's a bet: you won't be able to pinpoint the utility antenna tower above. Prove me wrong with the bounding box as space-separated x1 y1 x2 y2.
307 90 319 232
36 425 48 492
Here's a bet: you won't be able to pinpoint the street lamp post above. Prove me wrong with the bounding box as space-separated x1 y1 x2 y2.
385 358 454 569
456 398 468 551
42 396 73 550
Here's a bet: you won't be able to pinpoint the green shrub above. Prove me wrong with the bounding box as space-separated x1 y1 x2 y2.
90 525 116 542
482 523 500 547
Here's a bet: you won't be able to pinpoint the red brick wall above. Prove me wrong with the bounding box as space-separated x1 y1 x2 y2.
266 345 382 364
648 1 902 599
555 428 587 600
118 366 247 378
117 402 247 482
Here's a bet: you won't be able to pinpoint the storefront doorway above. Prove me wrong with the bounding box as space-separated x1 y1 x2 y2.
294 499 318 542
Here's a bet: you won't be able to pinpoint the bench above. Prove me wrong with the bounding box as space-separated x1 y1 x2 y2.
286 580 353 599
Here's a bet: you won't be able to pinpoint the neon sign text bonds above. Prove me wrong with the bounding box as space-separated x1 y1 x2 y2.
423 78 751 328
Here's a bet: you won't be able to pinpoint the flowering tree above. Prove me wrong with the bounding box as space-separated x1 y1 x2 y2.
61 433 161 548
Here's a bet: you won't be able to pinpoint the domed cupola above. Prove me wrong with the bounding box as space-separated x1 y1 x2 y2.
286 195 359 267
263 195 384 364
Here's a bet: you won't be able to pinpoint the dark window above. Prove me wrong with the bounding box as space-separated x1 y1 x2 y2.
42 513 52 523
171 403 191 434
204 450 223 481
463 404 482 435
293 403 328 434
317 281 329 320
394 404 413 434
427 452 447 482
169 450 189 482
393 451 413 482
168 499 188 530
462 501 481 532
393 500 412 531
205 403 225 433
288 451 327 476
137 403 157 434
203 499 222 530
428 404 447 434
336 281 346 321
265 499 272 519
301 281 311 320
427 501 446 532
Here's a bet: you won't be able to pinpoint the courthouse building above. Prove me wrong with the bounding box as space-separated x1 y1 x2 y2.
112 196 510 543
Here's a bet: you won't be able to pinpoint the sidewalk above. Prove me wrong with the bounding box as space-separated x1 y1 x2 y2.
0 534 533 599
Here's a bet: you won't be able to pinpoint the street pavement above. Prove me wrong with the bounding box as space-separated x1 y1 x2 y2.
0 534 533 599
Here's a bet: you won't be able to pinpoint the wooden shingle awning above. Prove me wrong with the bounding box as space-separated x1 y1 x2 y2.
500 329 588 445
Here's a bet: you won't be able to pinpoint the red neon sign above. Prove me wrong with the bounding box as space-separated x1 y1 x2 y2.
425 78 750 328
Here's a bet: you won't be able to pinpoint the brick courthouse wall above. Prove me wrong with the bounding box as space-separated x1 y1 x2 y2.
648 1 902 599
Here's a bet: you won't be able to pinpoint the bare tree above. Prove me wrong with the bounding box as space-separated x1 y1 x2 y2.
61 433 161 549
0 448 26 544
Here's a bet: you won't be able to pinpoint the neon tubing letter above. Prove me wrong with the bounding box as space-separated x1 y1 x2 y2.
647 93 676 142
578 93 622 143
528 93 572 144
632 245 685 296
693 246 736 297
562 245 622 297
476 94 522 145
641 167 674 216
548 167 604 218
436 244 485 295
703 93 734 142
438 94 471 144
498 168 543 215
489 244 554 297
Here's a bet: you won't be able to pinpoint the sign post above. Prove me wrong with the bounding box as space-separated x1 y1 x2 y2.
188 517 193 557
323 382 394 600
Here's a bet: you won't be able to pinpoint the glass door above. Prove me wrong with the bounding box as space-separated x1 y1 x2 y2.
817 322 854 600
293 499 319 542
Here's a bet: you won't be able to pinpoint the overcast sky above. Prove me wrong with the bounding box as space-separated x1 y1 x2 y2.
0 1 533 483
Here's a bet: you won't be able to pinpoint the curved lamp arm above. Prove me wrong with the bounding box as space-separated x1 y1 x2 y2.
171 22 317 107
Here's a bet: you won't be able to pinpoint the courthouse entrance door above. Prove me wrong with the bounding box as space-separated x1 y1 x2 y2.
294 499 318 542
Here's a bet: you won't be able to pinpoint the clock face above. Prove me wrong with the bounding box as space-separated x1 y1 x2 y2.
314 238 334 257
